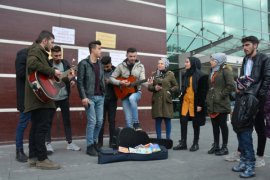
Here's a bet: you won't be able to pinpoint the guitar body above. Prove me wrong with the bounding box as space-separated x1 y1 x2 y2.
114 76 137 99
28 72 65 103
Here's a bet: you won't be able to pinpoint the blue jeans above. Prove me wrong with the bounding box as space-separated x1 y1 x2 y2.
16 112 31 149
122 91 141 127
85 96 104 146
155 117 171 139
237 129 255 170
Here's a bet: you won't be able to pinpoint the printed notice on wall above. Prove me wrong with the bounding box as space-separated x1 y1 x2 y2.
96 32 116 49
52 26 75 45
78 49 89 63
110 51 126 66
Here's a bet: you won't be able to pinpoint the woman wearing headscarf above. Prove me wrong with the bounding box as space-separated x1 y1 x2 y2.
173 57 208 151
148 58 178 139
206 53 234 156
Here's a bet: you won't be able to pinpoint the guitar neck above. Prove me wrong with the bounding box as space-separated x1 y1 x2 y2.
130 79 147 87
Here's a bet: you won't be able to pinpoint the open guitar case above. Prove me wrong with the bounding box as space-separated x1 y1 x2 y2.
98 127 171 164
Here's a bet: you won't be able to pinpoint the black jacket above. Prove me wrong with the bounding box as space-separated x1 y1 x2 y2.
232 52 270 132
104 66 117 101
240 52 270 103
77 58 105 99
232 93 259 133
15 48 28 112
179 72 209 126
49 59 74 96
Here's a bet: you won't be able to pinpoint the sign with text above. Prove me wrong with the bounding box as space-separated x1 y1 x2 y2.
52 26 75 45
96 32 116 49
110 51 126 66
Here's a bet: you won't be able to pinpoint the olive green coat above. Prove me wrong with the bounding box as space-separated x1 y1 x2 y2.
206 65 235 114
24 43 56 112
148 71 178 119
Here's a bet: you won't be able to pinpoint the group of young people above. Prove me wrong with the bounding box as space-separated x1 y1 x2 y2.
14 30 269 178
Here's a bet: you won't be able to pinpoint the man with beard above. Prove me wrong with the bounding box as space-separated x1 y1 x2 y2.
98 56 117 148
231 36 270 178
77 40 105 156
25 30 74 169
45 45 80 154
110 48 147 130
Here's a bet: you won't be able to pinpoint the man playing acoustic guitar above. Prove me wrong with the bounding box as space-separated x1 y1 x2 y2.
110 47 148 130
25 30 75 170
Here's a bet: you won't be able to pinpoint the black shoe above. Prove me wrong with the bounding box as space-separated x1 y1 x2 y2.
215 146 229 156
173 140 187 150
189 144 199 152
208 143 220 154
94 142 102 152
133 123 142 131
86 145 98 156
16 149 28 162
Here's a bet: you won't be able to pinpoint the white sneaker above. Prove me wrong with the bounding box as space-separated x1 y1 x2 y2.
67 142 81 151
224 151 240 162
46 143 54 153
255 156 266 167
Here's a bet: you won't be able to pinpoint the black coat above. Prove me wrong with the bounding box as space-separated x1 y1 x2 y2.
15 48 28 112
231 52 270 133
240 52 270 104
232 93 259 133
179 73 209 126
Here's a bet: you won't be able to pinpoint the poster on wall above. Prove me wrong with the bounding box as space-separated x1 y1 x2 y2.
110 51 126 66
78 49 89 63
96 32 116 49
52 26 75 45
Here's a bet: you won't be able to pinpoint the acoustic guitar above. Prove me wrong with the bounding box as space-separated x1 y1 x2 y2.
114 75 147 99
28 66 76 103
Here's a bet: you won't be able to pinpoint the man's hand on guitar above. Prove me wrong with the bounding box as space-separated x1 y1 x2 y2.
70 80 76 88
82 98 90 108
120 80 130 86
54 69 62 78
67 68 75 80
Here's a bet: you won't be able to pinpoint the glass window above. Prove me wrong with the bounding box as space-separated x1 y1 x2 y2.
178 17 203 37
167 14 178 34
202 22 225 41
243 0 261 10
166 0 177 14
262 33 270 41
244 8 261 31
223 0 243 6
261 0 268 12
167 34 180 53
179 35 203 52
224 4 243 28
178 0 201 19
202 0 223 24
244 30 261 39
261 12 268 34
225 26 244 37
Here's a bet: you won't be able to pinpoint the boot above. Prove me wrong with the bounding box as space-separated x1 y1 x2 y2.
86 144 98 156
215 144 229 156
16 148 28 163
173 140 187 150
189 140 199 152
35 159 61 170
94 142 101 152
208 143 220 154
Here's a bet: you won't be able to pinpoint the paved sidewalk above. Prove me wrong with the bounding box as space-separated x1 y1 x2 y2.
0 120 269 180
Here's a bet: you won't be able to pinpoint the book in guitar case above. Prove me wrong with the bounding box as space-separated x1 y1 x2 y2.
113 75 148 99
28 66 77 103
